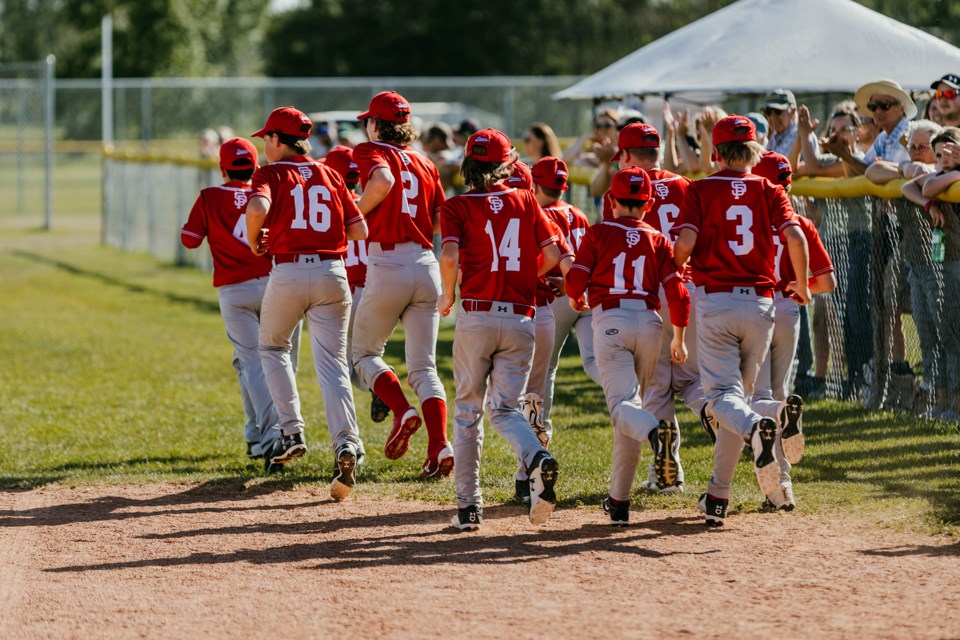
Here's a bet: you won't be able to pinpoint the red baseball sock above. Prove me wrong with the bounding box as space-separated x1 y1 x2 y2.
372 372 411 416
422 397 448 447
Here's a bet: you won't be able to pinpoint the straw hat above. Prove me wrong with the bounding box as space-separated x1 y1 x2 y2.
854 79 917 120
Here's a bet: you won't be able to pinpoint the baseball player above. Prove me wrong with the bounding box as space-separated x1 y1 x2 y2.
181 137 289 460
749 151 835 511
673 115 809 526
352 91 453 478
245 106 366 501
439 128 562 531
596 124 705 501
566 166 690 526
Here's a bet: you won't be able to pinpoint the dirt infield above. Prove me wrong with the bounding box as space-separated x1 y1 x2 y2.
1 483 957 640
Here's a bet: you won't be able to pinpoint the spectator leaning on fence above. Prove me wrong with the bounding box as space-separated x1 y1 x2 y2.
931 73 960 128
791 103 862 178
828 80 915 176
866 120 941 184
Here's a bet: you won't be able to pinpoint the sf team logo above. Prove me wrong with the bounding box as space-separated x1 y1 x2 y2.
233 190 248 209
625 229 641 248
655 182 669 199
488 196 504 214
398 150 412 167
298 166 313 180
731 180 747 200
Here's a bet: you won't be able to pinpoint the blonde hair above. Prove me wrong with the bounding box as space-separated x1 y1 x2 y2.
715 140 764 167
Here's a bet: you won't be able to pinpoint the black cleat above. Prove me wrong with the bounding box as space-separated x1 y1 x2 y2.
451 504 482 531
602 496 629 526
653 419 681 488
528 452 559 525
698 492 728 526
780 395 805 464
271 431 307 464
370 391 391 423
514 478 531 505
329 445 357 501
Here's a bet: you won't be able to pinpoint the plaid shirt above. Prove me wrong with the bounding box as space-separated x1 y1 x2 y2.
865 117 910 164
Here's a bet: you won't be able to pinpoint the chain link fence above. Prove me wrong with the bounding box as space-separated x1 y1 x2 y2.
0 58 55 225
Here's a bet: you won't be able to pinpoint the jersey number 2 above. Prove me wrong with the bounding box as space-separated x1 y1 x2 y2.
485 218 521 272
290 184 332 232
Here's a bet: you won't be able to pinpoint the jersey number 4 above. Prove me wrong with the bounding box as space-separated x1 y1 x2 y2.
290 184 332 232
485 218 521 272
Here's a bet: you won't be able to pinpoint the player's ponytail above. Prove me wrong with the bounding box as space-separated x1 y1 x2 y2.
460 157 515 189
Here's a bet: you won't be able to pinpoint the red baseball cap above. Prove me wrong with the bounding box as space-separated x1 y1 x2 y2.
506 160 533 190
465 128 515 163
251 106 313 139
713 114 757 146
610 166 653 201
531 157 569 191
323 146 360 182
753 151 793 188
357 91 411 123
219 137 258 171
613 122 661 163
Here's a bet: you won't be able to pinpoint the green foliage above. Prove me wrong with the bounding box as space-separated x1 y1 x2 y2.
0 213 957 535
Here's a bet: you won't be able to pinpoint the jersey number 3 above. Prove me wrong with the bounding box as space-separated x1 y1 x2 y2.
726 205 755 256
290 184 332 232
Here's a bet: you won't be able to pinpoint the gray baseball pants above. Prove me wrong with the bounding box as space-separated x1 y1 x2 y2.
453 308 546 509
259 259 362 453
542 298 599 433
592 300 663 503
347 285 369 392
352 242 445 404
697 287 775 500
751 293 801 484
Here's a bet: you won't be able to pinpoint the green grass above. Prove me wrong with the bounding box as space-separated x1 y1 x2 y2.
1 214 958 536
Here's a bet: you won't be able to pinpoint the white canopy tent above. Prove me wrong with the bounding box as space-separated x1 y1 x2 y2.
554 0 960 100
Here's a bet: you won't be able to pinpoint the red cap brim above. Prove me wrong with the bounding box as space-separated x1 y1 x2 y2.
609 149 622 165
356 111 371 121
250 126 268 138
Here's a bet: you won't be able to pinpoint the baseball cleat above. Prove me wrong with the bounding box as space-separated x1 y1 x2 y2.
420 441 455 478
653 419 681 489
451 505 482 531
262 440 286 474
700 402 718 444
246 442 263 460
523 393 549 447
384 407 422 460
698 492 728 526
514 479 531 505
329 445 357 502
602 496 629 526
780 394 805 464
528 452 559 526
370 390 391 424
762 483 796 512
271 431 307 464
750 418 780 497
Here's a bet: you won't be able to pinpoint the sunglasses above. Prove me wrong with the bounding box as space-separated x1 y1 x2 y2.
936 89 958 100
867 100 897 112
763 108 785 117
595 122 615 129
909 143 931 152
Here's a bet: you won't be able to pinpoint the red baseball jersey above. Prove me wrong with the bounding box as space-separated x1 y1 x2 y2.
342 192 368 289
544 202 590 253
353 141 446 247
567 218 689 326
673 170 798 288
647 169 693 281
249 156 363 256
441 185 558 306
536 209 574 304
181 180 273 287
773 215 833 290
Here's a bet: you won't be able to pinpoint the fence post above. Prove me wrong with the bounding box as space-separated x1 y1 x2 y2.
44 55 55 230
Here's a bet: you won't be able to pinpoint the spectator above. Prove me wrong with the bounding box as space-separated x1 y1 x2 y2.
746 112 769 147
858 112 880 156
930 73 960 127
827 79 915 176
763 89 800 156
791 103 861 178
199 128 220 159
924 98 945 126
865 120 941 183
452 118 480 149
421 122 459 193
901 126 960 416
522 122 563 163
563 108 619 168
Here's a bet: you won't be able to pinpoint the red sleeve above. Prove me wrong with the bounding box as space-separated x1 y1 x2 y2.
353 143 389 186
770 184 799 233
803 219 833 276
532 201 559 248
440 199 463 246
336 173 364 227
566 226 597 301
249 167 274 203
663 276 691 327
673 184 702 236
554 221 574 260
180 191 208 249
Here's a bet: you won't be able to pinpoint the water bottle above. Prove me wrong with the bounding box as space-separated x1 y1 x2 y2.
932 228 946 263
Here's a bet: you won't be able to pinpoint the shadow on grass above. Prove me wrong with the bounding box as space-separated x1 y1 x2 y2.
43 505 718 574
49 454 222 473
10 250 220 314
0 476 66 490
